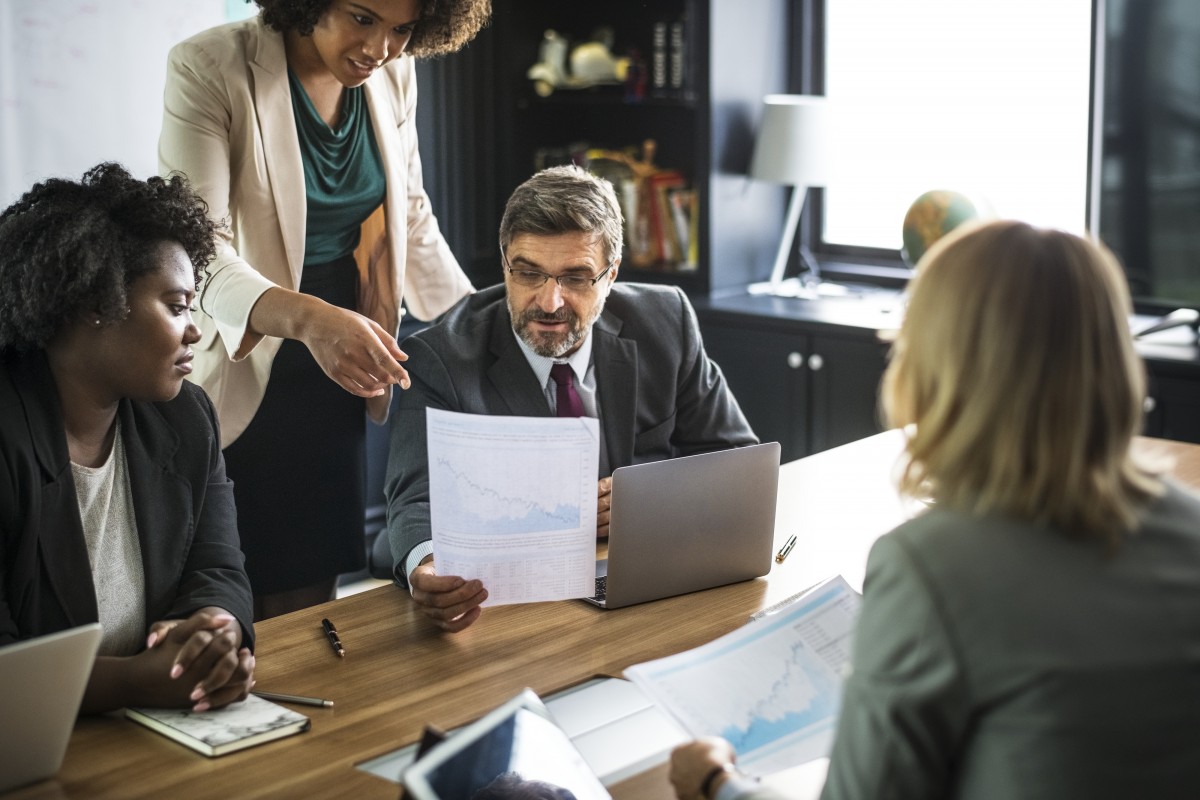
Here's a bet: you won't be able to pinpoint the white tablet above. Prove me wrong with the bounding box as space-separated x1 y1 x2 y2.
402 688 610 800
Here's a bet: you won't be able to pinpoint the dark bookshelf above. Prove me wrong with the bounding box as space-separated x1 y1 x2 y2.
417 0 792 296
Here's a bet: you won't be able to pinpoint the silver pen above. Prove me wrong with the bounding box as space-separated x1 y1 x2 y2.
252 690 334 708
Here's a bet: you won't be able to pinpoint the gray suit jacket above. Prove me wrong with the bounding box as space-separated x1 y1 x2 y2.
818 480 1200 800
384 282 757 585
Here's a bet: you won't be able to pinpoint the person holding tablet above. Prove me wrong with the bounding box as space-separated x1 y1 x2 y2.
669 221 1200 799
159 0 489 618
0 164 255 714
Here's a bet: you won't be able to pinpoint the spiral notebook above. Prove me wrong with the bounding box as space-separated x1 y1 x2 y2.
126 693 310 757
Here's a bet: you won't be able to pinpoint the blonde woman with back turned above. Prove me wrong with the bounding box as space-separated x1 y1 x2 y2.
670 220 1200 800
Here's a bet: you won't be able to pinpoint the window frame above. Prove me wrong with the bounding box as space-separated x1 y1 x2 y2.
791 0 911 285
791 0 1099 291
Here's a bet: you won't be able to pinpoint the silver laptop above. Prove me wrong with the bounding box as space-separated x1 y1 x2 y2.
0 622 102 792
585 442 780 609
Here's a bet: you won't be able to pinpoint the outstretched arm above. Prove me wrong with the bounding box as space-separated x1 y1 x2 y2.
247 287 411 398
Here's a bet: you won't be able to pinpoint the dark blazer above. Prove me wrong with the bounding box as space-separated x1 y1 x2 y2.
0 350 254 649
384 282 758 584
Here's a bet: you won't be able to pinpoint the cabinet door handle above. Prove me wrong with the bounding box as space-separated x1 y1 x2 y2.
787 352 804 369
808 353 824 371
1143 396 1157 413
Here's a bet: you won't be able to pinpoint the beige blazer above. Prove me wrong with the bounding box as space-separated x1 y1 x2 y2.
159 16 473 445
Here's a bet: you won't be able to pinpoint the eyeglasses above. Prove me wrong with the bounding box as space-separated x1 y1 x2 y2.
504 258 615 293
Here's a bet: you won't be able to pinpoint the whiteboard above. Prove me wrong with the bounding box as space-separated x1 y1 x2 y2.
0 0 254 207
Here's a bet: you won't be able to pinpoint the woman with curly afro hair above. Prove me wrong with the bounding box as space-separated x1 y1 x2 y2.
0 163 256 714
160 0 490 618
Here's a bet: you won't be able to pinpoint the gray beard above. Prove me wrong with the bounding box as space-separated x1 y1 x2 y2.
507 292 608 358
517 322 584 358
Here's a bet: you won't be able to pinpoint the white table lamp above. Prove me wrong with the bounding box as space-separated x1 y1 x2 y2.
747 95 833 298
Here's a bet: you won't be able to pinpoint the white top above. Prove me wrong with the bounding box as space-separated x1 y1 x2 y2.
71 420 146 656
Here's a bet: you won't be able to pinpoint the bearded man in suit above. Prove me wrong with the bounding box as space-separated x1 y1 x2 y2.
384 165 757 631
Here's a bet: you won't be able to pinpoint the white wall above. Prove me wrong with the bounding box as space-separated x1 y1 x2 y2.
0 0 254 206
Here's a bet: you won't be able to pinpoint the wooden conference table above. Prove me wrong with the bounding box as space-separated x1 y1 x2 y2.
11 432 1200 800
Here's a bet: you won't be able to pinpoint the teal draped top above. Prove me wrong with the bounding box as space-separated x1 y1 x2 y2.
288 69 386 266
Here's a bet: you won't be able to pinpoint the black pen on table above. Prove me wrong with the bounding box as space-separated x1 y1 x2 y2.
775 534 797 563
252 690 334 708
322 617 345 658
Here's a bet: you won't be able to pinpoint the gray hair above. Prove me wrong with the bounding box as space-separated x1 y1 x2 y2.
498 165 624 266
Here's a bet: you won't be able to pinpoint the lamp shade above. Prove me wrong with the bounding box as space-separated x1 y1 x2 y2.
749 94 831 188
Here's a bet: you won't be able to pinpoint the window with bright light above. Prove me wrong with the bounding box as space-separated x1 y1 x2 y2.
822 0 1094 252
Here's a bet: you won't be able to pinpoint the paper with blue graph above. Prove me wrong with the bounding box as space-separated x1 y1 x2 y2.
624 576 861 774
427 408 600 606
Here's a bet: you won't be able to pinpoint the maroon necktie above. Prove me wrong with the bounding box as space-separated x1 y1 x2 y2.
550 363 585 418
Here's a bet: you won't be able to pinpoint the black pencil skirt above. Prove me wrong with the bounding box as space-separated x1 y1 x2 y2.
223 254 367 596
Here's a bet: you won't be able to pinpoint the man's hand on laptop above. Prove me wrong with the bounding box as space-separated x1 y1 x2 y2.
409 560 489 632
597 477 612 540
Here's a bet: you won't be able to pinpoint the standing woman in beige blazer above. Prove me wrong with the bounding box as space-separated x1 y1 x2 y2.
160 0 489 619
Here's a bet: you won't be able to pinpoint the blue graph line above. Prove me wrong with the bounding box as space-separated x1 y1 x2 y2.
434 457 581 533
718 639 840 753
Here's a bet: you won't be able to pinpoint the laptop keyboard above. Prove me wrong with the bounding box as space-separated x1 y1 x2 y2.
593 575 607 601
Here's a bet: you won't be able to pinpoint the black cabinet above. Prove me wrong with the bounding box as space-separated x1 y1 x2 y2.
1144 361 1200 443
697 297 1200 465
807 335 890 453
699 314 889 464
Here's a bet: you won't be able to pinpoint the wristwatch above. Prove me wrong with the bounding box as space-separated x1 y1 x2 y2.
700 762 737 799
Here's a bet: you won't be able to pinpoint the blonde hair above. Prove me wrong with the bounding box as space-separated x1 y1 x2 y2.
882 220 1162 544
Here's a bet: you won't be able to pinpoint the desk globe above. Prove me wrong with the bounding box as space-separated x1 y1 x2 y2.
901 190 979 267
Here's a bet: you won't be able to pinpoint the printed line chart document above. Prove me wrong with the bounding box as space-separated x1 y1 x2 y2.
624 576 861 775
427 408 599 606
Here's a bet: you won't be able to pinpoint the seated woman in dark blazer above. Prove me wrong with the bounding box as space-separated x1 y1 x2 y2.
669 220 1200 800
0 163 256 714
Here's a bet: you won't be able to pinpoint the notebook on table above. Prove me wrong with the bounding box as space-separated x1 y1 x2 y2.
126 692 311 757
584 441 781 609
0 622 103 792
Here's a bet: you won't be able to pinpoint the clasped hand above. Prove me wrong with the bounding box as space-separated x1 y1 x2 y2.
139 608 254 712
